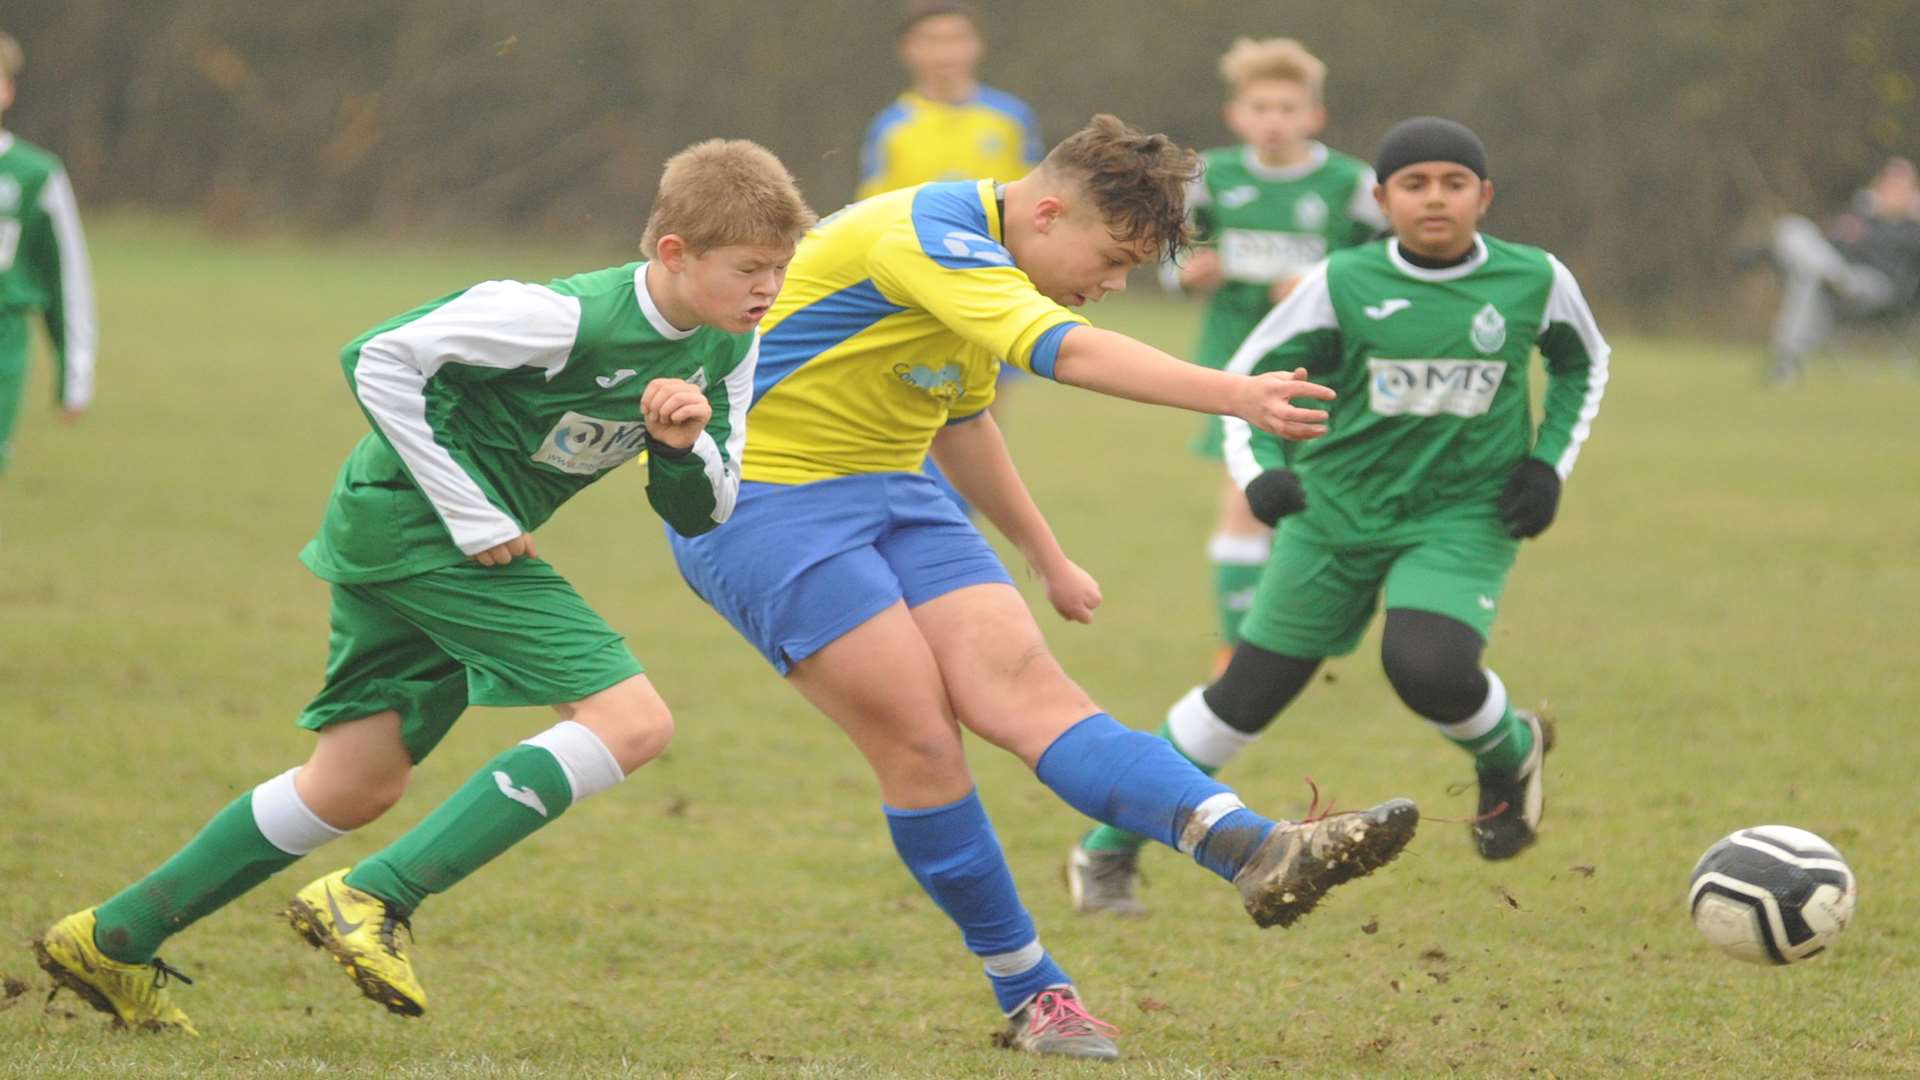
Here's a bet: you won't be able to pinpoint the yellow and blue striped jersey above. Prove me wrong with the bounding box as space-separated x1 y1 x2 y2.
744 179 1086 485
857 88 1044 200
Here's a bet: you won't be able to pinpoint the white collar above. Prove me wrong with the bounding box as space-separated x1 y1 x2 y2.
634 262 696 340
1241 141 1328 182
1387 234 1488 281
0 133 14 156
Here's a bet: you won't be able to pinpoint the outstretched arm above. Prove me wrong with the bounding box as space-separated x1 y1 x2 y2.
929 412 1101 624
1049 325 1334 442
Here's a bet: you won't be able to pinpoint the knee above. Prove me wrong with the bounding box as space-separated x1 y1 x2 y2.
1380 637 1483 722
571 680 675 773
299 758 410 830
960 642 1095 754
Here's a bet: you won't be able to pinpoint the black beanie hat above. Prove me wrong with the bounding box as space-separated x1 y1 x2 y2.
1374 117 1488 182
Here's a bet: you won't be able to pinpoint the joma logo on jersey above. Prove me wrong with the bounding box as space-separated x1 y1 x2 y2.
533 410 651 475
1367 359 1506 418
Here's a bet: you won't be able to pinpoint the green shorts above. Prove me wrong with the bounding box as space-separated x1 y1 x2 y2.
1238 516 1520 659
296 558 645 762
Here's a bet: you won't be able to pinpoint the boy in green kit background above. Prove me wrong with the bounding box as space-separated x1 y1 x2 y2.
1071 117 1609 916
1169 37 1384 674
0 29 95 475
32 140 814 1032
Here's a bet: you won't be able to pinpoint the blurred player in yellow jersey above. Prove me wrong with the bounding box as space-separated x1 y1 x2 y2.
858 2 1045 511
858 2 1043 201
666 115 1419 1060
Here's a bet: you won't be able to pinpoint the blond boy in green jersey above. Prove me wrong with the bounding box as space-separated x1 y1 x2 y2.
1171 38 1383 671
33 142 814 1033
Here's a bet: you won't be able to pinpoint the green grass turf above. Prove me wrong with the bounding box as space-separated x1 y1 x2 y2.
2 218 1917 1077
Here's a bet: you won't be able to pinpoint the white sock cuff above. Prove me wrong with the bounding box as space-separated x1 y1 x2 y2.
1206 533 1272 566
522 720 625 803
1167 686 1255 770
1435 669 1508 742
251 768 347 856
1178 792 1248 854
981 938 1046 979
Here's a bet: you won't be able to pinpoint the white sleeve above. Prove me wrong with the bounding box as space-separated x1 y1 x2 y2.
1222 262 1339 489
1348 168 1387 232
39 170 97 409
350 280 582 554
687 332 756 525
1539 254 1612 480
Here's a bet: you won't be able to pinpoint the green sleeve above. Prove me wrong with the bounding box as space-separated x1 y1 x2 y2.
646 334 754 537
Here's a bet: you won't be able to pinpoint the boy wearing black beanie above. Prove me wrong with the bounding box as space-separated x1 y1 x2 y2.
1068 118 1611 913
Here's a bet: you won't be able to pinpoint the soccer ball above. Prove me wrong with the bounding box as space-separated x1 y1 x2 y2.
1687 825 1857 965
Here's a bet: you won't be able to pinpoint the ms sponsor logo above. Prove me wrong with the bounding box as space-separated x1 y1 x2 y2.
532 411 652 475
1367 359 1506 418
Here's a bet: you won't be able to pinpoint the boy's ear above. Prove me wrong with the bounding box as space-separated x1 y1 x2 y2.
655 233 688 271
1031 193 1066 234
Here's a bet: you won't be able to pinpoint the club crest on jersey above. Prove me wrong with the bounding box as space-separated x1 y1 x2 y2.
0 177 17 213
1470 303 1507 354
687 367 709 391
1218 185 1259 210
1367 358 1506 417
1293 192 1328 231
893 361 966 403
533 410 651 475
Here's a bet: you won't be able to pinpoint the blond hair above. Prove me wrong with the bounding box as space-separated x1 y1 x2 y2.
1039 115 1201 262
1218 37 1325 98
0 33 22 79
640 139 817 259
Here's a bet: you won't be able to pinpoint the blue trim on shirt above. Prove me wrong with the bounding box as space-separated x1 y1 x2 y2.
860 101 912 182
944 408 991 426
910 182 1015 271
755 279 906 405
1027 322 1075 380
974 85 1044 165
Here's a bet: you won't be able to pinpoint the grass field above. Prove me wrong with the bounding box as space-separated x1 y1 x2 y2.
2 218 1918 1078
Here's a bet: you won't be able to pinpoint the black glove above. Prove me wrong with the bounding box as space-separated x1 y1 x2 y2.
1245 468 1308 527
1497 458 1561 538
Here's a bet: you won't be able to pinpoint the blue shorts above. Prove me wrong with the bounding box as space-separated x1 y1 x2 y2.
666 473 1014 673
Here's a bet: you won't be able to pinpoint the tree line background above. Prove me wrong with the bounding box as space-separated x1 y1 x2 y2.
5 0 1916 325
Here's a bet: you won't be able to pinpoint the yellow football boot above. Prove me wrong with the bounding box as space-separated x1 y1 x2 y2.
286 868 427 1016
31 909 198 1035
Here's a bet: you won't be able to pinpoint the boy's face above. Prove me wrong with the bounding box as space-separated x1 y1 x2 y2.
1375 162 1492 258
669 241 793 334
1224 78 1324 158
899 14 984 85
1009 195 1154 308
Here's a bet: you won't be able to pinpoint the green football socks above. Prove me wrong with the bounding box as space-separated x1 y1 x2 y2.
93 789 307 964
1207 533 1270 645
346 743 575 913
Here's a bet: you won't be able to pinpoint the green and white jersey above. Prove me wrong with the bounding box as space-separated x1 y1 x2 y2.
1184 142 1382 364
1223 235 1610 543
0 132 95 408
300 262 756 584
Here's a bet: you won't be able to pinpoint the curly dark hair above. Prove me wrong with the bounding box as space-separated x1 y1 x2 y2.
1039 115 1201 262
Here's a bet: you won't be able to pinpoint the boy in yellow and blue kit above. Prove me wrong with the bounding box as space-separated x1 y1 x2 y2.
669 116 1418 1060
